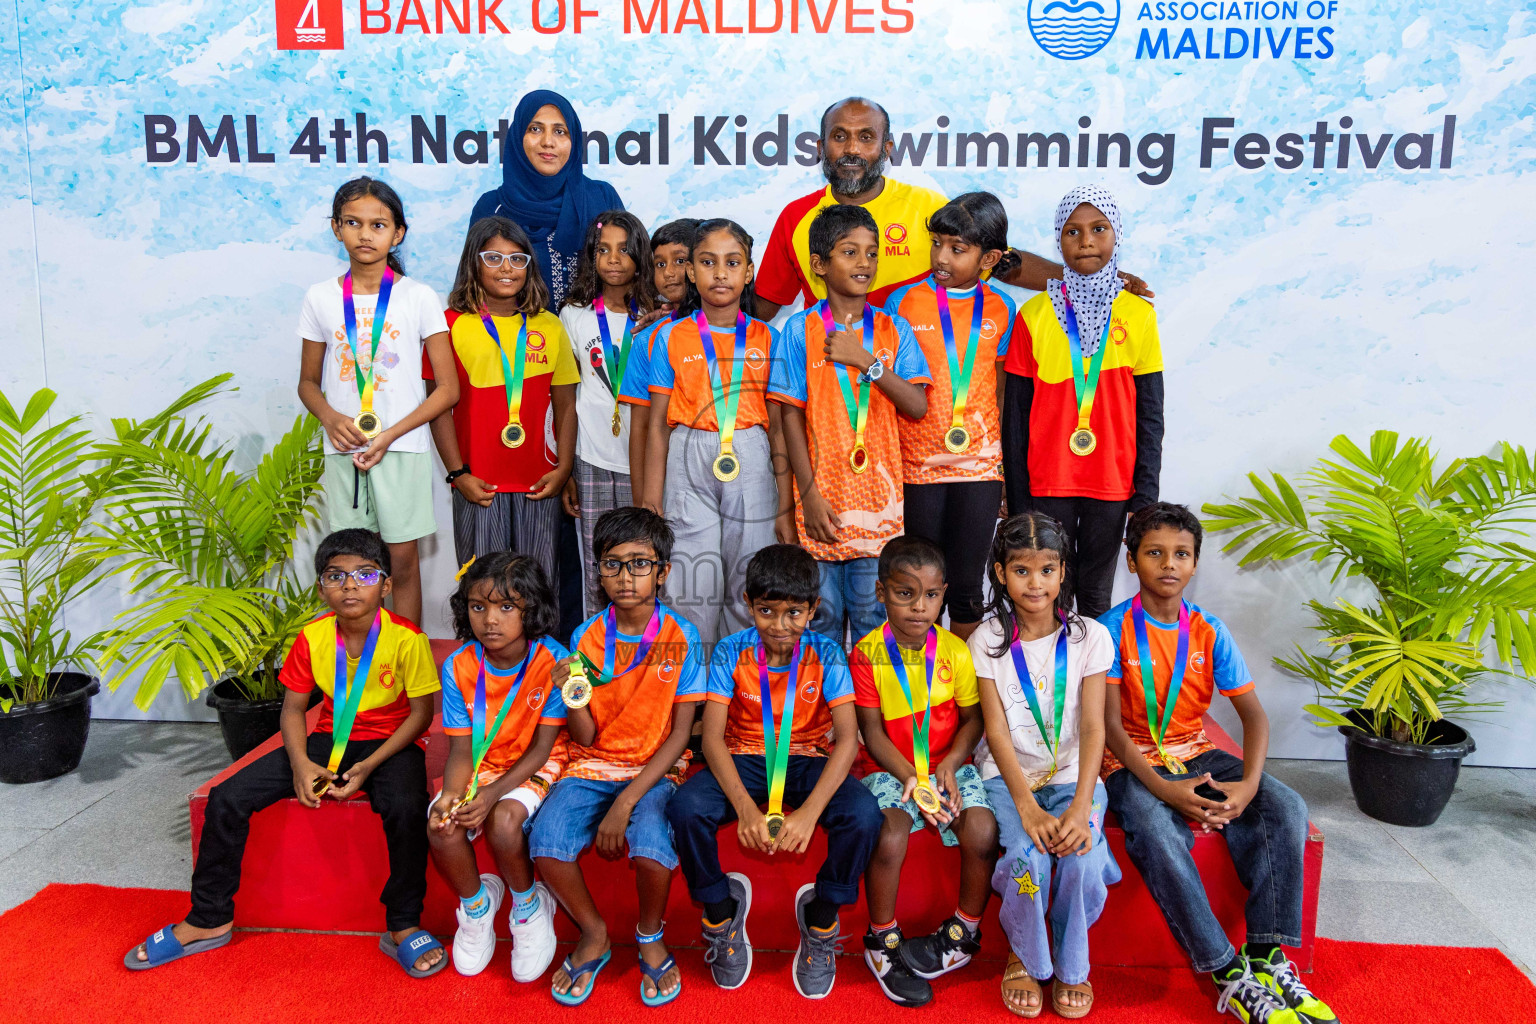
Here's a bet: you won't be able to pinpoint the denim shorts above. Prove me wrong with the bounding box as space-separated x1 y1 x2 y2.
528 775 680 870
862 764 993 847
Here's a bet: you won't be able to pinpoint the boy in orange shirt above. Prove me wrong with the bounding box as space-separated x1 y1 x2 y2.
769 204 931 646
532 507 707 1007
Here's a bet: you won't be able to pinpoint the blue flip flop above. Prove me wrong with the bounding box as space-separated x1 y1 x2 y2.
639 953 681 1007
551 948 612 1006
379 930 447 978
123 924 232 970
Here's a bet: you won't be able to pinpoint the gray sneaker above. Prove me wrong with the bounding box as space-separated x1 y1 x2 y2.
792 883 843 999
702 872 753 990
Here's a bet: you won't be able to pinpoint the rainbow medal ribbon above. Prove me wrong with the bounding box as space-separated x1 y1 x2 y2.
594 296 638 437
1131 594 1191 774
341 267 395 439
313 612 382 797
481 310 530 448
1008 616 1070 791
564 605 663 709
1059 294 1111 457
934 281 987 454
884 625 943 814
450 642 533 814
693 310 748 482
818 301 875 474
758 635 805 841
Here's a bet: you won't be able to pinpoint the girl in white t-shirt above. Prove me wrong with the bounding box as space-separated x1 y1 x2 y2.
557 210 659 614
297 176 457 626
970 512 1120 1019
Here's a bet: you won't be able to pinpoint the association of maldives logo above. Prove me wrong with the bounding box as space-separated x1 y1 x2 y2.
277 0 344 50
1027 0 1119 60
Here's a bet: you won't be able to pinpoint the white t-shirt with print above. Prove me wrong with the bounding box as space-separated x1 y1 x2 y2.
560 302 635 475
296 274 449 455
969 615 1114 790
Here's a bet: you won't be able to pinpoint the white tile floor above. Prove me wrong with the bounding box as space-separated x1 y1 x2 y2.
1 722 1531 974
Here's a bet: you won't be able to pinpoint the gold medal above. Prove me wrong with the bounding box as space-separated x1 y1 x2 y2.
611 408 623 437
1161 751 1188 775
849 443 869 474
944 425 970 454
501 422 526 449
713 450 740 482
913 781 943 814
312 775 332 798
1069 426 1097 457
353 410 381 439
1029 766 1059 792
561 655 594 709
764 811 785 840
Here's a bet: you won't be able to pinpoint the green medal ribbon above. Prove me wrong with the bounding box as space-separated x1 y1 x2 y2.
1131 594 1192 771
758 636 805 819
1008 616 1070 785
934 281 987 437
693 311 748 456
1061 295 1111 437
326 612 381 775
481 310 529 436
818 301 875 473
883 625 938 786
463 641 534 802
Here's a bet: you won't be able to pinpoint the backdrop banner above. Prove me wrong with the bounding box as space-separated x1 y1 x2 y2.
2 1 1531 762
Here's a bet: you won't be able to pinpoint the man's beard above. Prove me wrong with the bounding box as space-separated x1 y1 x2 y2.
822 150 886 196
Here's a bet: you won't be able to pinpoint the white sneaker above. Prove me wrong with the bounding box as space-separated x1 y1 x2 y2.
451 873 505 976
509 881 558 982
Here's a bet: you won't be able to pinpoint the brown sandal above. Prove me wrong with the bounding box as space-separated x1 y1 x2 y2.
1052 978 1094 1019
1001 953 1044 1018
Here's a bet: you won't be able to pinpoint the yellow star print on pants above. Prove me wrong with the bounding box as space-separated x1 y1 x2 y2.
1013 870 1040 899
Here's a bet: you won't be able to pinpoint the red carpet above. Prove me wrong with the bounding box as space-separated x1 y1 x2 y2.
7 883 1534 1023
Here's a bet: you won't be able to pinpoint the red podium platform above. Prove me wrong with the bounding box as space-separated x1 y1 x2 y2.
188 640 1322 969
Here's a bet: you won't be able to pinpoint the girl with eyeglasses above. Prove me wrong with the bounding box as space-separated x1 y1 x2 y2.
427 216 580 593
296 176 457 627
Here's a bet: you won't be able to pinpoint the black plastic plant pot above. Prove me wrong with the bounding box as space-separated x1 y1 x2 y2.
0 673 101 785
205 677 288 762
1339 711 1475 827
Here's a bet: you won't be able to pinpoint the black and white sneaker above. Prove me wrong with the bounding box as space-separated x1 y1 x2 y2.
898 915 981 980
863 927 933 1008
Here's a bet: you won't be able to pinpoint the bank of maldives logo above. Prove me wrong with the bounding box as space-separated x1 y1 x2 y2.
277 0 344 50
1027 0 1118 60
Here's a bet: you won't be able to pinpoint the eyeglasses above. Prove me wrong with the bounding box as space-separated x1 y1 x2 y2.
319 568 389 589
479 251 531 270
595 557 658 577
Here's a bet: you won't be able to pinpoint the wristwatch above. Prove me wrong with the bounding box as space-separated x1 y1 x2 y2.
860 358 885 384
445 465 471 484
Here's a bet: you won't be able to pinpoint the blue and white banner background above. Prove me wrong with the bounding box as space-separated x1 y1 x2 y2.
2 2 1532 763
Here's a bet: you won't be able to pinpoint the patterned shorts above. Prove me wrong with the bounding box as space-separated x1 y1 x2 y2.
862 763 993 847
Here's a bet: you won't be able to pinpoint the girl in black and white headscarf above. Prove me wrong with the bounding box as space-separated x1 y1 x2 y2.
1048 185 1123 356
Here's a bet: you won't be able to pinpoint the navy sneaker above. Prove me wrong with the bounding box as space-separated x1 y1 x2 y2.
701 872 753 990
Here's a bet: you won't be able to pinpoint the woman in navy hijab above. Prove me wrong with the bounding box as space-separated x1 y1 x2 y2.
471 90 624 307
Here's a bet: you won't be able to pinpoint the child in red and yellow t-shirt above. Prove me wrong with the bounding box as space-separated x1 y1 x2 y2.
425 216 580 588
770 204 931 647
1002 186 1164 620
885 192 1019 640
427 552 568 983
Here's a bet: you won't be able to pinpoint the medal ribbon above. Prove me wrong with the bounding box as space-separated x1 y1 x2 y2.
576 606 664 686
692 311 748 451
1060 296 1111 435
934 282 986 434
757 636 805 818
481 310 529 433
594 296 638 402
341 267 395 416
817 301 874 457
1130 595 1191 763
327 612 382 774
1007 616 1070 773
883 625 937 785
465 641 534 800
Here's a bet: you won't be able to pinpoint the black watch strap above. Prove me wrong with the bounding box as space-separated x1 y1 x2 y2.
445 465 471 484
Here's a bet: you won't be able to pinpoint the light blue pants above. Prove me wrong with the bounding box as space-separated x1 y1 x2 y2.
811 556 884 646
986 776 1121 985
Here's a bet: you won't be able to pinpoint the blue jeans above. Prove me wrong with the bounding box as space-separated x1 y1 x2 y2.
528 775 680 870
666 753 882 906
987 777 1120 985
811 557 884 646
1105 748 1308 972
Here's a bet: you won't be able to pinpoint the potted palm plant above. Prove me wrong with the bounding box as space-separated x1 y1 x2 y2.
1203 431 1536 826
92 401 326 761
0 379 227 784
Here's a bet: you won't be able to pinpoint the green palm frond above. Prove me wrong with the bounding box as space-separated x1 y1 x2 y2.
1204 430 1536 744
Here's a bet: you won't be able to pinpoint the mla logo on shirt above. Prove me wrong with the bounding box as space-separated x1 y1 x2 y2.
883 223 910 257
1027 0 1119 60
937 660 953 684
377 666 396 690
526 330 547 352
1111 320 1128 345
276 0 344 50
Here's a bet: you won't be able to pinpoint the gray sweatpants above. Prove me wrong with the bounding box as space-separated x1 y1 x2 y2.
663 424 778 644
